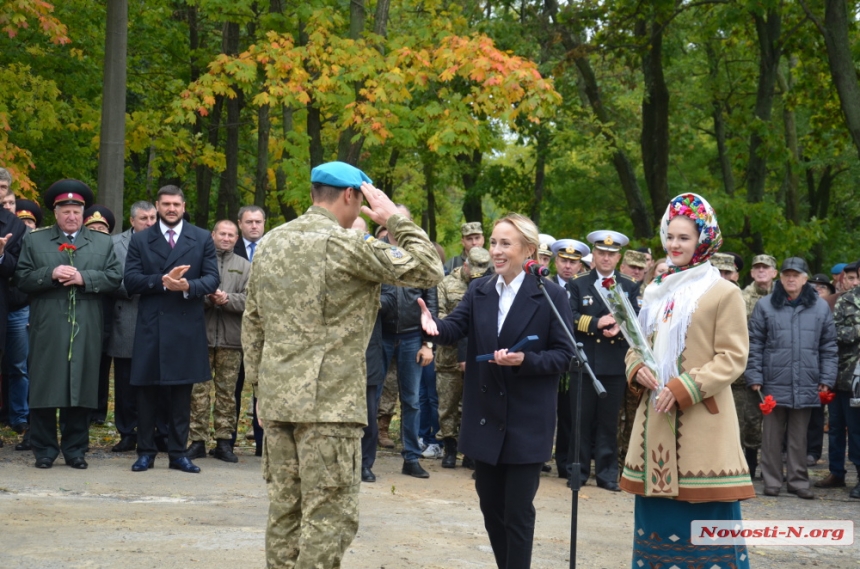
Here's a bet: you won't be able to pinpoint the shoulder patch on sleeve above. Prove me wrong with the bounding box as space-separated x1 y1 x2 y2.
385 246 412 265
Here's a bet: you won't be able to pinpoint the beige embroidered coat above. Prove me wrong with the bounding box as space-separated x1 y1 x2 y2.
620 278 756 502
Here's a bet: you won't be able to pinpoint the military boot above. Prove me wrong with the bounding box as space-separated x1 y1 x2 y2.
441 437 458 469
212 439 239 463
378 415 395 449
186 440 207 459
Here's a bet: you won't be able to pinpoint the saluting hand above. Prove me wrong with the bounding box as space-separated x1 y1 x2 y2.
359 182 400 228
417 298 438 336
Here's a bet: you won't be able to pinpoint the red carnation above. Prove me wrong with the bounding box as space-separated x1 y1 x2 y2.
819 390 835 405
758 393 777 415
58 243 77 253
601 277 615 290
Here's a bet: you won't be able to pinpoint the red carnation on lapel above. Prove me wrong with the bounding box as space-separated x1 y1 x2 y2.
58 243 77 253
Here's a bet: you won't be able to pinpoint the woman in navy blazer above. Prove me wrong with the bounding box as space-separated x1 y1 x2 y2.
419 213 574 569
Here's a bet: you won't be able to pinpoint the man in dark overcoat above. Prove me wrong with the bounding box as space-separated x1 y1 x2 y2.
123 185 219 473
13 180 122 469
566 230 640 492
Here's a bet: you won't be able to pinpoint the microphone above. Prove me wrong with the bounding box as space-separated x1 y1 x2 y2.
523 259 549 278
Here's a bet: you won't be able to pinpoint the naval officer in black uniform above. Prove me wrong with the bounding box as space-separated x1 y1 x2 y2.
566 230 639 491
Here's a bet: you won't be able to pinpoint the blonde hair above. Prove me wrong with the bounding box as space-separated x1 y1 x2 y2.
493 213 539 260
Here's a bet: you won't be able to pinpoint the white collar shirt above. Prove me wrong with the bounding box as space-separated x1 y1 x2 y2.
159 219 183 244
495 271 526 335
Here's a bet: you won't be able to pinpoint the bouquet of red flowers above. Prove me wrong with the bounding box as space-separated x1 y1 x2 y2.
757 391 777 415
819 390 835 405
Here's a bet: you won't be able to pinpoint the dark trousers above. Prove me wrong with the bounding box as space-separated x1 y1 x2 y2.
362 384 380 469
807 404 825 461
554 383 571 477
827 391 860 477
474 461 543 569
113 358 137 438
30 407 90 461
569 373 626 486
93 354 111 422
137 384 193 461
233 363 263 452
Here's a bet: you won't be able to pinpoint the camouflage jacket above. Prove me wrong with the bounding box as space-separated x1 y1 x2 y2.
833 288 860 391
436 266 470 370
242 206 444 424
733 281 772 385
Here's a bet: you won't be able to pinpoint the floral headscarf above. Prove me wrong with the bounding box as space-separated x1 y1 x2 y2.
656 193 722 282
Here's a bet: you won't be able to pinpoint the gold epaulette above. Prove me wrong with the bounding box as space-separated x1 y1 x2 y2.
572 270 591 280
617 273 635 282
30 226 51 232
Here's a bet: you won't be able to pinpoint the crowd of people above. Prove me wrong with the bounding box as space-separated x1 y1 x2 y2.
1 162 859 569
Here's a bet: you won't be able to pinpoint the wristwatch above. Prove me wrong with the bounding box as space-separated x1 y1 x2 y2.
423 341 433 349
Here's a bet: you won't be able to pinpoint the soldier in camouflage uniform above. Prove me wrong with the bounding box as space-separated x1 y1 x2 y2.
188 220 251 463
436 246 491 468
242 161 444 569
815 283 860 498
733 254 776 478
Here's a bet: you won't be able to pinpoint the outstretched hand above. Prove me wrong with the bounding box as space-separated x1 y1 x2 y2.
417 298 438 336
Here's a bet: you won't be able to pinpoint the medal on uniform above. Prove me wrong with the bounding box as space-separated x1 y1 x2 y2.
583 295 593 306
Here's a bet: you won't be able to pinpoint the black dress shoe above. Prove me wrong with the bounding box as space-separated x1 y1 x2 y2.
788 487 815 500
849 482 860 500
169 457 201 473
66 457 88 469
541 463 552 473
763 487 780 497
597 481 621 492
35 457 53 469
461 455 475 470
112 436 137 452
15 430 31 451
186 440 207 459
132 455 155 472
402 460 429 478
361 467 376 483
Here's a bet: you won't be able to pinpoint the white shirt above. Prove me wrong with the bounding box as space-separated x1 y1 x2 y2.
159 219 183 244
595 269 615 280
495 271 526 334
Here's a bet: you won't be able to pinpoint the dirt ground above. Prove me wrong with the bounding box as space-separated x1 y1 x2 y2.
0 440 858 569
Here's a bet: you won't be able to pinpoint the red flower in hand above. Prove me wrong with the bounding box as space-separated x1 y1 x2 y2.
58 243 77 253
601 277 615 290
758 393 777 415
819 390 835 405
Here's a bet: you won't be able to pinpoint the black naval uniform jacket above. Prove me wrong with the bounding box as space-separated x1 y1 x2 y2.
566 270 640 377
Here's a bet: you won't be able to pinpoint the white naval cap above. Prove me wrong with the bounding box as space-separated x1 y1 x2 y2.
586 230 629 252
551 239 590 260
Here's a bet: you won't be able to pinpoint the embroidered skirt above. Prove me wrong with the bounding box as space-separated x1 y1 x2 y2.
632 495 750 569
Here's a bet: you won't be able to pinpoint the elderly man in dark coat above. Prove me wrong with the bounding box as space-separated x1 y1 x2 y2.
123 185 219 473
13 180 122 469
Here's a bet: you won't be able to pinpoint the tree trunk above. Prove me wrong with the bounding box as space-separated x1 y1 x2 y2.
336 0 366 165
457 150 483 223
255 102 270 210
706 43 736 196
274 106 298 222
97 0 128 233
544 0 652 238
423 156 437 241
219 22 242 222
777 59 799 224
530 127 548 225
195 97 223 227
638 18 670 223
377 148 400 199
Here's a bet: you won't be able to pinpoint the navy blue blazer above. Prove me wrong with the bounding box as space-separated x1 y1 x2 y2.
124 222 219 386
432 272 574 465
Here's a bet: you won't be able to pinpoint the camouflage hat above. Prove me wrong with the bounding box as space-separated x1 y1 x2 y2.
751 254 776 269
622 250 648 268
466 247 491 277
461 221 483 237
712 253 737 272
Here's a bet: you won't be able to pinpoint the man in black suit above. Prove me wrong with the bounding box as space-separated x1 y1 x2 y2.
566 230 640 492
124 185 219 473
233 204 265 454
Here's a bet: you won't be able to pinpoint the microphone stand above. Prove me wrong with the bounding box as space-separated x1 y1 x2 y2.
532 272 605 569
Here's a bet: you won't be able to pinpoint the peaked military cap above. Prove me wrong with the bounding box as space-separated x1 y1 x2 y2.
711 253 736 272
466 247 491 278
586 230 629 252
461 221 483 237
538 233 556 257
310 161 372 188
43 179 94 209
84 204 116 233
751 254 776 269
15 198 43 227
552 239 590 260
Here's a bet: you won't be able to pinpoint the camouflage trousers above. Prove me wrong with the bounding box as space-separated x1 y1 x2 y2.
378 357 399 417
617 385 641 471
262 421 361 569
189 348 242 443
732 383 762 450
435 367 463 439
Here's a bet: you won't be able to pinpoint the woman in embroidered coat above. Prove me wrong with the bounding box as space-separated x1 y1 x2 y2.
621 193 754 569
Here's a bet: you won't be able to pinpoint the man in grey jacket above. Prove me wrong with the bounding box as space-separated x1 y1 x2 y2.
187 220 251 463
108 201 157 452
746 257 838 499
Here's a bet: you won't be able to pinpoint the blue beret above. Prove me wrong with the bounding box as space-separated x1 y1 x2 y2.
310 161 372 189
831 263 847 275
